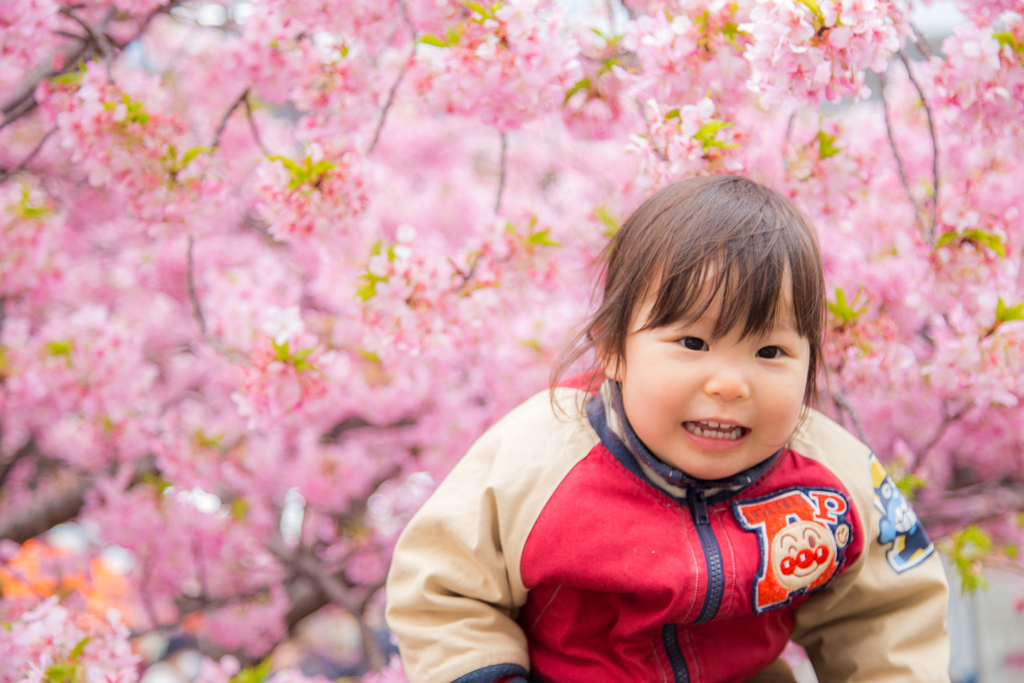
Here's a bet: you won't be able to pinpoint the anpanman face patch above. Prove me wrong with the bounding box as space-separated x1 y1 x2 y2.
733 487 853 613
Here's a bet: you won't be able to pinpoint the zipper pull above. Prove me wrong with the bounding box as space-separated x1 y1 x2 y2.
689 487 709 525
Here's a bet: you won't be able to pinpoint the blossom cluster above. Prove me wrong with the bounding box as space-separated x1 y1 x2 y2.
413 0 583 130
742 0 912 104
0 597 140 683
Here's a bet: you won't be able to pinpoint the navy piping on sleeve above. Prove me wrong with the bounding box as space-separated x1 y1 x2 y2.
450 664 531 683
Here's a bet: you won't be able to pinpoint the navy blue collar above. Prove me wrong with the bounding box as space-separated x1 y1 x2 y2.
587 379 779 503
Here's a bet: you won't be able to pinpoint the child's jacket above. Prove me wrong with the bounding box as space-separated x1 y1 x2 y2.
385 380 950 683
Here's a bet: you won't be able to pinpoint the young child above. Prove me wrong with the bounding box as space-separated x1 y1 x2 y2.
385 176 950 683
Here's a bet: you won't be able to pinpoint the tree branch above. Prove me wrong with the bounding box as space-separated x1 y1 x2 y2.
59 7 116 81
367 59 411 156
831 393 873 453
0 128 57 186
914 485 1024 535
212 89 268 155
320 414 416 444
1 2 176 131
912 403 971 470
898 49 939 242
878 70 927 238
366 0 417 156
909 23 936 60
495 131 508 214
268 539 387 670
187 236 250 364
0 475 90 543
0 439 38 491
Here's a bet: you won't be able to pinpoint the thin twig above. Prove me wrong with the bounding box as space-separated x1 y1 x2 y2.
366 0 417 156
242 93 269 155
187 236 250 364
495 131 508 214
878 71 927 237
396 0 417 38
212 90 248 147
212 89 267 154
606 0 618 33
1 2 175 131
367 59 410 155
187 236 209 339
832 393 873 453
909 23 935 60
0 128 57 185
898 50 939 242
912 403 971 470
59 7 116 81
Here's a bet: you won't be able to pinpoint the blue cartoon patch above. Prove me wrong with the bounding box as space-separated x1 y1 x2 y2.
869 454 934 573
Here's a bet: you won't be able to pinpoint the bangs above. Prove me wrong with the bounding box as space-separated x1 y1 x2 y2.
641 218 811 342
631 178 822 345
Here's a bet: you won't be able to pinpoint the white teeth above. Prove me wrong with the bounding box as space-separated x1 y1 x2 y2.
685 421 743 440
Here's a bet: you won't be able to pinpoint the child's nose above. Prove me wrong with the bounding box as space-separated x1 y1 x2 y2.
703 366 751 402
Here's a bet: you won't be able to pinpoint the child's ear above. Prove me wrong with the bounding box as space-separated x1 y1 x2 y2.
597 344 623 383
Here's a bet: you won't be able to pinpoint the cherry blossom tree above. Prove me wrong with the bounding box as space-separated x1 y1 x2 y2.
1 0 1023 679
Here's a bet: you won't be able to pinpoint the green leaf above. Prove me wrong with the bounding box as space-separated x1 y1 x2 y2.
463 0 491 18
939 228 1007 257
722 21 746 48
268 155 302 174
894 473 926 501
417 33 448 48
525 228 562 248
69 637 91 661
230 657 273 683
996 297 1024 323
46 665 76 683
273 339 291 362
817 130 841 159
664 108 681 120
828 287 867 325
445 26 464 45
230 497 249 520
595 205 619 237
564 78 591 104
46 340 73 358
798 0 824 22
50 72 83 86
182 146 213 166
1006 544 1019 559
994 31 1023 57
947 525 993 594
693 119 738 151
141 471 172 495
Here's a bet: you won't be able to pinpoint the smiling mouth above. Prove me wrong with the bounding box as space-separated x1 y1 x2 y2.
683 420 749 441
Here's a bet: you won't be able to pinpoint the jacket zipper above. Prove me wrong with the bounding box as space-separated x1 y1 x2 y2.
688 487 724 624
662 489 725 683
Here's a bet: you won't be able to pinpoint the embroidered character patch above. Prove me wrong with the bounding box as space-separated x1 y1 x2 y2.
870 454 934 573
733 488 853 613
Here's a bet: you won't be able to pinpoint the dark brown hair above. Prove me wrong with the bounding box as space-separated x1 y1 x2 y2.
552 175 826 404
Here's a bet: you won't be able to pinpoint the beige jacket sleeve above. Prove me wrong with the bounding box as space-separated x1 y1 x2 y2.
789 411 951 683
384 389 599 683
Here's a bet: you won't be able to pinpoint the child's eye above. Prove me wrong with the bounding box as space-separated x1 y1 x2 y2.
756 346 783 359
680 337 708 351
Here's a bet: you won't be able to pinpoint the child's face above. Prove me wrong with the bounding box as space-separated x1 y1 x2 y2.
603 285 810 481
